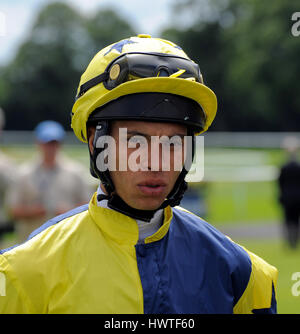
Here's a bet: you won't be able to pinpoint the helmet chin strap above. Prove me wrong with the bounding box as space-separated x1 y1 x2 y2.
97 174 188 222
98 192 160 222
90 121 195 222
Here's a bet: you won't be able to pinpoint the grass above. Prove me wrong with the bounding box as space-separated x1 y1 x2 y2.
192 147 285 225
205 181 282 224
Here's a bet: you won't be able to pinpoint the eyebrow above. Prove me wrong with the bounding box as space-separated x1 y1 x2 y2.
126 130 186 139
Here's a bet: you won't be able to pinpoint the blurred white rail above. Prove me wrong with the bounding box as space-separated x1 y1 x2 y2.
1 131 299 148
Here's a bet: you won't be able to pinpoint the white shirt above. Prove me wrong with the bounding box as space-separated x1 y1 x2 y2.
96 185 163 243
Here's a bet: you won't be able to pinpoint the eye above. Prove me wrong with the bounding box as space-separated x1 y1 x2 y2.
172 138 183 147
128 135 147 147
160 136 183 148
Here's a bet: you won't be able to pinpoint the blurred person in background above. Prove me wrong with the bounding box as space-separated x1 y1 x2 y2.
278 136 300 249
5 120 92 243
0 108 16 245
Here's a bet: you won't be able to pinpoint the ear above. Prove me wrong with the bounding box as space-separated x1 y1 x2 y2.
87 126 96 154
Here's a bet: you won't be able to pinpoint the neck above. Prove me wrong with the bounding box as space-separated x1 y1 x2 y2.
96 184 164 242
100 183 108 194
97 184 161 222
42 158 56 169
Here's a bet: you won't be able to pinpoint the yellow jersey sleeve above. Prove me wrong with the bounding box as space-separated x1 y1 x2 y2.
0 254 34 313
233 249 278 314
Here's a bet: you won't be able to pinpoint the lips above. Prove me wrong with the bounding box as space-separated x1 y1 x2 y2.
137 180 167 196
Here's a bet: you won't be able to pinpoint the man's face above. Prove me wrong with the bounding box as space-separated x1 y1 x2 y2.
38 140 60 165
89 120 187 211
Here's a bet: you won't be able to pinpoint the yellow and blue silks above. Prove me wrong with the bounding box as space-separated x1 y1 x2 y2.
0 193 277 314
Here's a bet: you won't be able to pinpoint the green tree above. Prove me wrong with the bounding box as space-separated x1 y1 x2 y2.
0 2 136 131
224 0 300 131
163 0 300 131
1 2 85 130
85 9 136 58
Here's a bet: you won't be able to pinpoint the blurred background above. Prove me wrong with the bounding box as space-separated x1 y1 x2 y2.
0 0 300 313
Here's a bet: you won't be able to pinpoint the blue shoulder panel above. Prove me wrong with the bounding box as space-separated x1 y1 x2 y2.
135 207 252 314
0 204 89 254
28 204 89 240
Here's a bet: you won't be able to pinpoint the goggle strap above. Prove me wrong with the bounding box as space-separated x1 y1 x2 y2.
77 71 109 100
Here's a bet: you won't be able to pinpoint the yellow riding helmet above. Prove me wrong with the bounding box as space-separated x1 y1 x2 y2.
71 34 217 143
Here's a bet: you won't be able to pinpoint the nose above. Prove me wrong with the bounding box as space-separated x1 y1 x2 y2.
136 137 163 172
147 137 166 172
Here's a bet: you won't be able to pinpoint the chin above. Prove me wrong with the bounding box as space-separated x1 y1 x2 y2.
133 198 165 211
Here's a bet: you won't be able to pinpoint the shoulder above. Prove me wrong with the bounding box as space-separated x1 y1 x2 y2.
171 207 278 312
0 151 14 170
171 206 252 277
0 204 90 313
0 203 90 258
57 155 87 176
0 204 90 305
281 161 300 173
12 160 39 182
171 206 249 259
233 249 278 313
171 207 252 305
171 207 277 280
56 156 91 186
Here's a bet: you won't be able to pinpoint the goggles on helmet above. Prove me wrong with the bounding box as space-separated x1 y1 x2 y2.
76 52 203 100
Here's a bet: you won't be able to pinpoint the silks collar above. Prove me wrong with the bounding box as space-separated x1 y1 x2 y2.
88 193 173 245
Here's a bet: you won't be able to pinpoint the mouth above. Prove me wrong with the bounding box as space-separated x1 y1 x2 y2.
137 180 167 196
